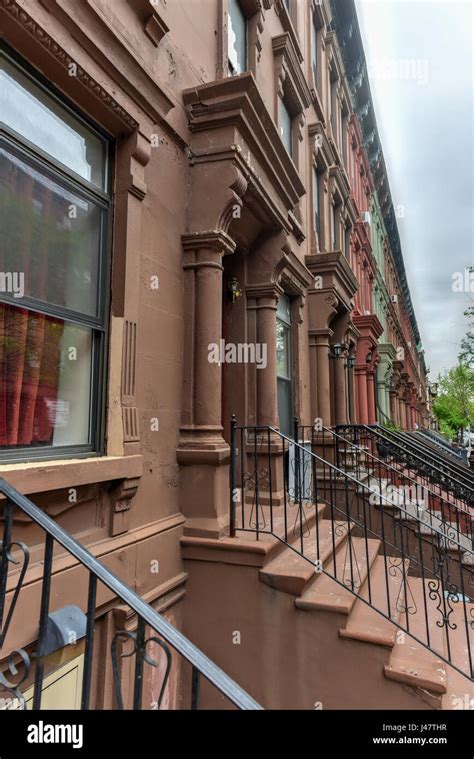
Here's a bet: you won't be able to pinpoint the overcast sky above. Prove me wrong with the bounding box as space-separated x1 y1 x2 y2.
355 0 473 379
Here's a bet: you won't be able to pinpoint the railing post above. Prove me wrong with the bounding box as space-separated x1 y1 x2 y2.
294 417 300 504
230 415 237 538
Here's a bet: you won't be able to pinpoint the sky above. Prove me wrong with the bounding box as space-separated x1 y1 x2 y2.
355 0 474 380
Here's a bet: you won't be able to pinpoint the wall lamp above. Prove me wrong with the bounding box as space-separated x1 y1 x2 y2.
366 351 373 364
345 355 356 369
228 278 243 303
329 343 343 359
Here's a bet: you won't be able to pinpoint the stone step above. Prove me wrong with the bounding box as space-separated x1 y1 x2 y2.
384 576 448 695
259 517 352 596
339 555 411 648
295 537 381 615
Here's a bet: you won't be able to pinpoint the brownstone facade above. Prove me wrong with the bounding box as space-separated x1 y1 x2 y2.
0 0 440 711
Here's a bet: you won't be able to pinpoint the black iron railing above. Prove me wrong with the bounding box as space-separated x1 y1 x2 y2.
337 425 473 507
329 424 473 546
415 428 465 461
379 426 474 493
0 478 262 711
230 419 474 682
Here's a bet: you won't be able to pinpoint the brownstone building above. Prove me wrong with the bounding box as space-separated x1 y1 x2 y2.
0 0 472 712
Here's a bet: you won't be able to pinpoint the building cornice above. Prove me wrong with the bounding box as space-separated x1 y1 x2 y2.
183 73 306 212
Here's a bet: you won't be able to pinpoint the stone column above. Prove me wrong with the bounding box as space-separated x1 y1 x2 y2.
355 366 369 425
390 388 399 426
367 368 377 425
334 350 349 425
178 231 236 538
314 330 333 426
254 289 280 427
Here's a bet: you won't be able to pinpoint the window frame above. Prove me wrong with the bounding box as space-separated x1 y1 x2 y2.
279 97 294 158
276 294 293 438
312 164 321 242
227 0 248 76
0 48 113 463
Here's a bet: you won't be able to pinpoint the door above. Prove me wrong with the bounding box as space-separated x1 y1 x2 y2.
276 295 293 437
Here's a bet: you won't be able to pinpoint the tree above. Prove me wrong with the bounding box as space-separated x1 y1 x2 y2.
459 305 474 368
433 362 474 442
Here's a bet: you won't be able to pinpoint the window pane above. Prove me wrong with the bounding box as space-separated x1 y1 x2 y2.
0 303 93 448
276 320 291 379
0 58 106 190
228 0 247 75
277 378 292 438
312 21 318 80
313 167 320 236
277 294 291 324
1 144 103 318
280 100 293 156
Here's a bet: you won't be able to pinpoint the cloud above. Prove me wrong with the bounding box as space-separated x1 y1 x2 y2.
355 0 473 378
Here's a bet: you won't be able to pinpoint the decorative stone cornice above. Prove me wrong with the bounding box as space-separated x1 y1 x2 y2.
127 0 169 47
272 33 312 113
274 251 314 296
1 0 139 131
31 0 177 134
329 164 351 205
274 0 303 63
308 122 336 169
183 73 305 214
246 282 283 301
305 250 358 311
182 230 236 257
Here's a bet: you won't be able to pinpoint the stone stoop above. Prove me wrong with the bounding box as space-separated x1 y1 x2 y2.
256 520 474 710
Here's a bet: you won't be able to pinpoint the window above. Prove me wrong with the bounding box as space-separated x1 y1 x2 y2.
228 0 247 75
331 204 338 250
276 295 293 438
312 166 321 240
0 54 110 458
328 70 333 133
280 99 293 156
311 18 318 85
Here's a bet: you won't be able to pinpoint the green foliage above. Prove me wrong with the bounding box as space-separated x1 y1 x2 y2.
433 362 474 440
459 305 474 368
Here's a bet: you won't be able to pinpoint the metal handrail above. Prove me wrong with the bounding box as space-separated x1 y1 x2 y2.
306 424 473 545
0 477 262 711
379 426 474 488
342 424 473 504
230 420 474 682
416 428 464 461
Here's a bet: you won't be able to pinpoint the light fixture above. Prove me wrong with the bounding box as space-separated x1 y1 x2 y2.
228 278 242 303
345 355 356 369
329 342 343 359
366 351 373 364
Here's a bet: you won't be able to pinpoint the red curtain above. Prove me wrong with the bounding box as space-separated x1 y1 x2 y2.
0 151 64 448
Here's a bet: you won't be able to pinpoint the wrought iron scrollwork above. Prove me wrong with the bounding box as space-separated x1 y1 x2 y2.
0 541 30 647
0 648 31 710
243 431 269 531
387 557 417 616
111 628 172 710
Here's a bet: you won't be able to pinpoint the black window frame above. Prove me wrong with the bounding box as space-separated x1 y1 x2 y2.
0 46 113 463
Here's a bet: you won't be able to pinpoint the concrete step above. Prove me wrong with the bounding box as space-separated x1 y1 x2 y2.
259 517 352 596
339 555 411 647
295 537 381 615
